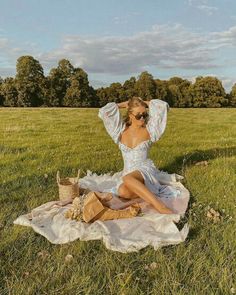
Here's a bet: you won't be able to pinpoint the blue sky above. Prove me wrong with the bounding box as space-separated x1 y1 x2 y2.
0 0 236 92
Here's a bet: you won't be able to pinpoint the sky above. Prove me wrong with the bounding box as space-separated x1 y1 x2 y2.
0 0 236 92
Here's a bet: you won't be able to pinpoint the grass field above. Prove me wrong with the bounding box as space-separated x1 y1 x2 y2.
0 107 235 295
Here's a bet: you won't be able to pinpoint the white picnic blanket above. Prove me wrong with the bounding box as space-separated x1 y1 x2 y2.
13 170 190 253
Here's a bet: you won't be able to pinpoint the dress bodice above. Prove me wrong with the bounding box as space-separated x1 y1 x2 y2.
118 138 152 173
118 139 153 174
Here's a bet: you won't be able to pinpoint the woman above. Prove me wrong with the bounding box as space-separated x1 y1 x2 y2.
98 96 176 214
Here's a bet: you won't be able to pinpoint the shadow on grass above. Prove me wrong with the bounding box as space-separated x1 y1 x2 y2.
161 145 236 174
163 146 236 242
176 193 199 241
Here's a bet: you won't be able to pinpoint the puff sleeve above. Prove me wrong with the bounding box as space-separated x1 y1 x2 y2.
98 102 125 144
146 99 170 143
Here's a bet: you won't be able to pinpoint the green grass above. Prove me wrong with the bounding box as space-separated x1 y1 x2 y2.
0 107 235 295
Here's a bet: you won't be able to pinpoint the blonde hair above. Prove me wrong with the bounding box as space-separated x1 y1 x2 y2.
123 96 149 127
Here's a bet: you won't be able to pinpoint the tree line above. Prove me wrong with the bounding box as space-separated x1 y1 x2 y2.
0 55 235 108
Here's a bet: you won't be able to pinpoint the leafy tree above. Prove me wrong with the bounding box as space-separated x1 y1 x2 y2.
0 77 4 106
179 80 192 107
63 67 98 107
46 59 74 106
108 82 125 103
15 56 45 106
134 71 156 100
96 87 109 106
167 77 191 107
167 84 182 107
189 76 227 107
42 76 60 107
123 76 137 99
96 82 125 106
0 54 234 108
1 77 18 106
155 79 168 102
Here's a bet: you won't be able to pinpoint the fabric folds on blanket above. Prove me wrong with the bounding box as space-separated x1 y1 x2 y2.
13 169 190 253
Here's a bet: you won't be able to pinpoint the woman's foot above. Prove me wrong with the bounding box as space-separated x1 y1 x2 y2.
156 206 174 214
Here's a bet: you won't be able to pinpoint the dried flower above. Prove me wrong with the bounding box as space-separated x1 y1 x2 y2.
64 193 88 222
149 262 158 270
206 207 222 222
65 254 73 263
144 262 158 270
37 250 50 260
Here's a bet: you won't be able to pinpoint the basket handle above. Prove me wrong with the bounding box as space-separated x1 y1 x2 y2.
56 170 60 184
76 169 80 183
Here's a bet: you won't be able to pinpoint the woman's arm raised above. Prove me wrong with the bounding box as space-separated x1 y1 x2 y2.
98 102 125 144
146 99 169 143
118 99 150 108
143 100 150 107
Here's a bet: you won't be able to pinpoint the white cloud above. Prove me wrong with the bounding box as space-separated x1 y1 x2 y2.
36 23 236 76
0 23 236 92
187 0 218 15
36 23 221 75
0 35 39 71
211 26 236 46
196 4 218 15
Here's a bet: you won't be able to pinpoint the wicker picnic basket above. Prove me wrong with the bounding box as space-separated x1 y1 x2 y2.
56 169 80 200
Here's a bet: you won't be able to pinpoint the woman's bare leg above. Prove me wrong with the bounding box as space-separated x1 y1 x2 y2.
118 182 141 200
120 170 174 214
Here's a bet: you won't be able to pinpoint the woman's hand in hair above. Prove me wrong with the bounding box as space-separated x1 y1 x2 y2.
143 100 150 107
117 101 129 109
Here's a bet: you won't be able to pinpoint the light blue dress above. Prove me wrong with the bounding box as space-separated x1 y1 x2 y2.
98 99 182 199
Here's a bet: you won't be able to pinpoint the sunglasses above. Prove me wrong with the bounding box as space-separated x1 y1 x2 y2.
131 111 149 120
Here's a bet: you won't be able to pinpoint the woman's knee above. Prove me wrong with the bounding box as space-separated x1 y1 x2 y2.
118 183 132 198
122 174 134 185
